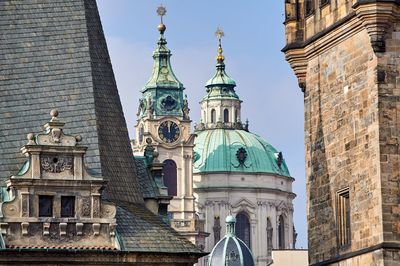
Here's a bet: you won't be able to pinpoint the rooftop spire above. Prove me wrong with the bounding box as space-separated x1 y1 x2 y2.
215 27 225 63
156 5 166 34
138 5 185 118
204 27 236 88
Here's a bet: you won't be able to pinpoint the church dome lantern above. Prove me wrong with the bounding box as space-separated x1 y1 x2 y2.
205 28 236 89
198 28 242 130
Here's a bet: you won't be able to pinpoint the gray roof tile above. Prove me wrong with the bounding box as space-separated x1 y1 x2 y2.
0 0 204 254
135 157 159 199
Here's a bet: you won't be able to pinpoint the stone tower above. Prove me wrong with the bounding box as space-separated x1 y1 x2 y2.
132 7 207 248
283 0 400 265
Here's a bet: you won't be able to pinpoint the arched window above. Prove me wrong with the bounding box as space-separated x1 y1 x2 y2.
285 0 297 21
278 215 285 249
305 0 315 16
223 109 229 123
211 109 216 123
162 160 177 196
138 126 144 144
267 218 273 256
321 0 330 7
235 109 238 122
236 212 251 248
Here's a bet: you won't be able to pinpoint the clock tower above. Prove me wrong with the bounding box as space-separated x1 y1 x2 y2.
132 6 207 249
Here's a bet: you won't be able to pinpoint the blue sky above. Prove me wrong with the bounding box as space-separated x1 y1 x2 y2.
97 0 307 249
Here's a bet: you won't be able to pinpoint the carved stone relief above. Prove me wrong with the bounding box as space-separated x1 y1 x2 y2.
101 203 116 219
92 196 100 218
40 155 73 173
81 197 91 217
21 194 29 217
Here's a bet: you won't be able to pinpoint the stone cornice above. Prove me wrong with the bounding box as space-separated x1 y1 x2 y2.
0 249 203 264
283 12 363 92
194 186 297 198
353 0 400 8
311 242 400 266
282 12 357 53
193 171 295 181
353 2 400 52
283 2 400 91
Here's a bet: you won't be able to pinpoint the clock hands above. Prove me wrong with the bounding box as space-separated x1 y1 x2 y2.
158 121 180 143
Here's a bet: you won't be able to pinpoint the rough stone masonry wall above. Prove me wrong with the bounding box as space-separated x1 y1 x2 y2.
305 28 384 264
377 20 400 263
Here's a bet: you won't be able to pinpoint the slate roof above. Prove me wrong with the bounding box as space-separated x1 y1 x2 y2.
0 0 204 255
116 203 202 252
134 157 158 199
0 0 142 204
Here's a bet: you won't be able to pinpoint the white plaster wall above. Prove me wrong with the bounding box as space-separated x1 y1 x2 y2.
201 99 241 126
194 172 295 266
133 116 195 221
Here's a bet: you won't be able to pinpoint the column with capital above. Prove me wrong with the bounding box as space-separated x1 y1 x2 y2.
269 201 278 249
256 201 268 262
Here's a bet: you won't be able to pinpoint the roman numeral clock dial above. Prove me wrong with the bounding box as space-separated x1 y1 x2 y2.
158 120 180 143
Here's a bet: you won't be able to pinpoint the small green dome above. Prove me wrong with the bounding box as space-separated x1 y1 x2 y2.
226 215 236 224
193 129 290 176
208 214 254 266
205 62 236 88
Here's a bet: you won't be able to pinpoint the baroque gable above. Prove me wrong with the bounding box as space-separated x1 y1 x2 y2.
0 110 117 249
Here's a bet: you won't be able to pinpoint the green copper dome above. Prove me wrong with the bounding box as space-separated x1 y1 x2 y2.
193 129 290 176
205 61 236 88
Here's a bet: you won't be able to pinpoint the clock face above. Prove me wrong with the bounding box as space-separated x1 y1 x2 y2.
158 120 180 143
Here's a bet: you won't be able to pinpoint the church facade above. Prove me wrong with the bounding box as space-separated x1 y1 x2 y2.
284 0 400 265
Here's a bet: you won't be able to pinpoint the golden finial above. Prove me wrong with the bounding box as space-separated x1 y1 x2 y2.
215 27 225 62
157 5 167 33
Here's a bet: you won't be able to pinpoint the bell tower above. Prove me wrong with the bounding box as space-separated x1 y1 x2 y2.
132 6 207 248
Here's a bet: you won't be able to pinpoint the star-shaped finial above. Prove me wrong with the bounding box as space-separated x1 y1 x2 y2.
215 27 225 42
157 5 167 23
215 27 225 62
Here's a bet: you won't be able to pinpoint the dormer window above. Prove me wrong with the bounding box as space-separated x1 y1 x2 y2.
61 196 75 217
39 195 53 217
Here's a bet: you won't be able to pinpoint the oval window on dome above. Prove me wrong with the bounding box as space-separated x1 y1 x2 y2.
236 147 247 165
